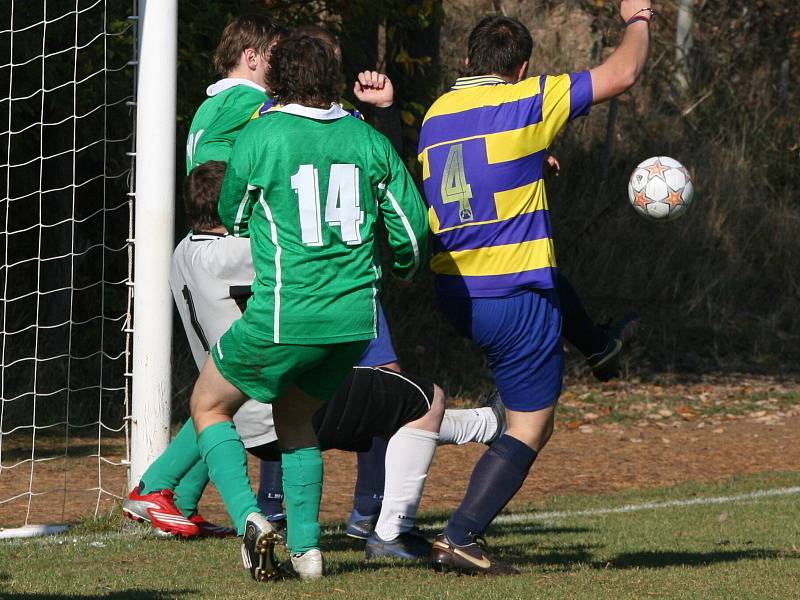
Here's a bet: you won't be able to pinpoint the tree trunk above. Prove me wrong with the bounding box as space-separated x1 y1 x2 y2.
674 0 694 96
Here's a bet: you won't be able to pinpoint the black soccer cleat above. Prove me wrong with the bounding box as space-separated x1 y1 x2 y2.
365 527 432 560
586 312 640 382
241 512 281 582
345 508 379 540
431 532 520 576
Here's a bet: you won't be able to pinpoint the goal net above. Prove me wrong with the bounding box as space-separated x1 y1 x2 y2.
0 0 136 535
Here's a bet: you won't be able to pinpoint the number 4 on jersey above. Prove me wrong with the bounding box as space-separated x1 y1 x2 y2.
441 144 474 223
291 163 364 246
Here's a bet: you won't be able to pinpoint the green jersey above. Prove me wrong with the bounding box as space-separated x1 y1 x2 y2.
185 79 268 173
218 103 429 344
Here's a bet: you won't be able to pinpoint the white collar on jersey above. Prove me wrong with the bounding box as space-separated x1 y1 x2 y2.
206 78 266 97
190 231 228 241
273 103 349 120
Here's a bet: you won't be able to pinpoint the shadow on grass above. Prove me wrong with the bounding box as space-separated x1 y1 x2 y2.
500 548 793 572
488 522 593 537
323 531 369 553
502 542 599 569
0 585 194 600
600 549 791 570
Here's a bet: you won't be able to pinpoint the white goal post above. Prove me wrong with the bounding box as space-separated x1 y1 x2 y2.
129 0 176 490
0 0 175 536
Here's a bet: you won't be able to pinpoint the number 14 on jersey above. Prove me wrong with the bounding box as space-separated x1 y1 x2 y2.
291 163 364 246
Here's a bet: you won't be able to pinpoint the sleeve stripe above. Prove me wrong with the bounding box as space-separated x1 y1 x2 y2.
257 192 282 343
232 185 257 237
568 71 593 121
379 182 421 280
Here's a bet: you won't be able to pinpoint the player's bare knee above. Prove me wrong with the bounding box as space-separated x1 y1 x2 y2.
421 385 446 428
403 385 445 432
505 405 556 451
539 418 555 448
190 358 248 428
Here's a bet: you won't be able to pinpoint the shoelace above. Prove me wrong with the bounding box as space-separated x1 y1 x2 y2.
472 535 496 558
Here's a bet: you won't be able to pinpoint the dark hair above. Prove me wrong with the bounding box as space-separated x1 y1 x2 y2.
267 31 344 107
293 24 339 52
213 15 285 77
184 161 227 231
466 16 533 78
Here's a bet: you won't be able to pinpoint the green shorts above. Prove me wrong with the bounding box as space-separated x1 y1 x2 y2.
211 319 370 404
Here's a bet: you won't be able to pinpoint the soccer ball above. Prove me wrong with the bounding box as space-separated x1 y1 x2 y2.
628 156 694 221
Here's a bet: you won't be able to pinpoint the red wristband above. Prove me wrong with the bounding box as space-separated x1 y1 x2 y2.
625 15 651 27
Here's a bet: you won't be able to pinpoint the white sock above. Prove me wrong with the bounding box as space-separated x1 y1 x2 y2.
438 407 498 445
373 426 438 541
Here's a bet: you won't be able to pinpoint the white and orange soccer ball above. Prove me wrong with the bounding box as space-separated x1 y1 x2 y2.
628 156 694 221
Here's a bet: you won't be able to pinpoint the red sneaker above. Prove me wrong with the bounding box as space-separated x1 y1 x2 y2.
122 485 200 538
189 514 236 538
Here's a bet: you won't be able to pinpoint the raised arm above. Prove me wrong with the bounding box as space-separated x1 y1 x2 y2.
590 0 653 104
354 70 403 154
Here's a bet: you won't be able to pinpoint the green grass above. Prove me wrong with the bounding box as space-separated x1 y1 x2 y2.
2 473 799 599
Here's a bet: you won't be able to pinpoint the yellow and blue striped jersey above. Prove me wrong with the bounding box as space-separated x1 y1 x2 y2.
418 72 592 297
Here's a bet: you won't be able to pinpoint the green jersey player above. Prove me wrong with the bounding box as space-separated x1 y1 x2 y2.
185 16 283 173
189 31 429 581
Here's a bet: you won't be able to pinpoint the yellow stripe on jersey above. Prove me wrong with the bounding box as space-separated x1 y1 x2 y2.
493 184 547 221
430 237 555 277
428 205 440 234
418 71 593 296
484 121 551 163
421 76 541 123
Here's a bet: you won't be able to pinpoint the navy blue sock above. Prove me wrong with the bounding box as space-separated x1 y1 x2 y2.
445 434 537 546
256 459 284 517
353 437 388 516
557 273 608 357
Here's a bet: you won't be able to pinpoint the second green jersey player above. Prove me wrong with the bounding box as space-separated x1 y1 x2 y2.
189 30 429 582
217 104 425 346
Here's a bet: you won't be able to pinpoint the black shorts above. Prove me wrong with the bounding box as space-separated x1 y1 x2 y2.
312 366 434 452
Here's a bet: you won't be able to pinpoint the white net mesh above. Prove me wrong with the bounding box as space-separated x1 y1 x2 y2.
0 0 135 530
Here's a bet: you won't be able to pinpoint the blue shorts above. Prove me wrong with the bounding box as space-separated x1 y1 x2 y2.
438 289 564 412
357 303 399 367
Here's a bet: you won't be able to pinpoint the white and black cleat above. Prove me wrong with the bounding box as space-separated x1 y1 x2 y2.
241 512 281 582
278 548 324 580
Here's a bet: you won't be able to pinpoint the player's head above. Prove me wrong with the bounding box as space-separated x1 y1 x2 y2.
293 24 342 59
465 16 533 82
213 15 286 84
267 30 344 108
184 161 227 232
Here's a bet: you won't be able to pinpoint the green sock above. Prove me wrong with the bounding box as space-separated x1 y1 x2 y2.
282 446 323 554
173 459 210 517
197 421 259 535
139 419 201 495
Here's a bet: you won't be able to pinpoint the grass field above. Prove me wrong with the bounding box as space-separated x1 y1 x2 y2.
1 472 798 599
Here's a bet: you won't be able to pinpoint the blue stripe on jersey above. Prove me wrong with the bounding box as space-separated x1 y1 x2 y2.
435 267 559 298
568 72 593 120
419 92 543 150
431 210 552 253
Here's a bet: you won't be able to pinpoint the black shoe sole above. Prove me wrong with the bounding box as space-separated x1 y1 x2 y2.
242 524 280 582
